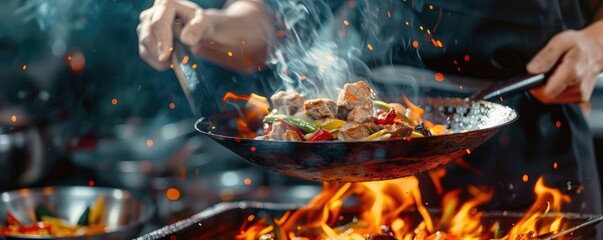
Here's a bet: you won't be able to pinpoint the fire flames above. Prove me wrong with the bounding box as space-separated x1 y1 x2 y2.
237 176 571 240
222 92 271 138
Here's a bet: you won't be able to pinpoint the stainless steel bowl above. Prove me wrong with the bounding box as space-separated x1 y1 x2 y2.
0 186 154 239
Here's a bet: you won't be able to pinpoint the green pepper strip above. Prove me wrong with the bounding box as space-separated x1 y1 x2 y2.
264 115 319 133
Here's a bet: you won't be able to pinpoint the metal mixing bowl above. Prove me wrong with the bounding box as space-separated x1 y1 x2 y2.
0 186 154 239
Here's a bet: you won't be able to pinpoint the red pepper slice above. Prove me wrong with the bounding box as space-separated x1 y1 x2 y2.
17 222 51 234
7 212 20 226
307 129 334 141
277 119 304 138
375 108 398 125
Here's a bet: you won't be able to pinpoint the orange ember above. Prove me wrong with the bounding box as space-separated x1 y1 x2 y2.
166 187 181 201
69 52 86 72
239 176 572 240
434 72 445 82
412 40 419 48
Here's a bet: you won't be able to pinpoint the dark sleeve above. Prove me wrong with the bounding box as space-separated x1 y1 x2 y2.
580 0 602 21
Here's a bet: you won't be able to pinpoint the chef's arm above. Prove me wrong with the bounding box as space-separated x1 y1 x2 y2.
525 6 603 104
137 0 271 72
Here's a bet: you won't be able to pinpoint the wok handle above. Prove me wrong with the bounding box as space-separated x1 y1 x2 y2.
171 21 197 116
469 73 546 101
170 20 221 117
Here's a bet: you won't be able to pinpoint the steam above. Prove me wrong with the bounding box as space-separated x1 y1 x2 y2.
266 0 377 99
16 0 96 56
265 0 423 100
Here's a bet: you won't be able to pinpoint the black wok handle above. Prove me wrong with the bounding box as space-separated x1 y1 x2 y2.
469 73 546 101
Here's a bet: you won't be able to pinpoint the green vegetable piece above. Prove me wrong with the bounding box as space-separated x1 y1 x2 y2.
263 115 319 133
77 207 90 226
282 117 319 133
263 114 287 124
373 100 392 110
35 205 56 221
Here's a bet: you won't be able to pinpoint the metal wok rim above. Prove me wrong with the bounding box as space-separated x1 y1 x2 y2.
194 99 520 144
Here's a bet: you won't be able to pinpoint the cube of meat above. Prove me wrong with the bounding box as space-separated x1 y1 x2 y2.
304 98 337 119
266 121 287 140
347 107 373 123
262 121 304 141
270 90 306 115
338 123 372 141
337 81 375 110
363 122 382 133
383 120 413 138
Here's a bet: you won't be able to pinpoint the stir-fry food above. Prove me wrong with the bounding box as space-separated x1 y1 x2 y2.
255 81 448 141
1 196 106 237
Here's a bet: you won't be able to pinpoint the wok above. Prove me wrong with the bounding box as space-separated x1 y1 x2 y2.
193 74 546 182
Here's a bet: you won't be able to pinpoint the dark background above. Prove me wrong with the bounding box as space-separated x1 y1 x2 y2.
0 0 602 233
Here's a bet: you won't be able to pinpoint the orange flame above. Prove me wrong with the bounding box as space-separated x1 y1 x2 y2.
238 178 438 239
503 177 571 239
222 92 270 114
222 92 270 138
239 176 573 239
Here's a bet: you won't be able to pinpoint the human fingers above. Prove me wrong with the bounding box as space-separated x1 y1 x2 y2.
138 9 170 70
150 0 177 62
528 50 576 103
526 30 577 74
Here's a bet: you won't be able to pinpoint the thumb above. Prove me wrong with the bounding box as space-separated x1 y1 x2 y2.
526 30 576 74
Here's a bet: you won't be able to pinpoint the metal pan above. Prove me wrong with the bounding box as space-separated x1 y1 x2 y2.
193 74 546 182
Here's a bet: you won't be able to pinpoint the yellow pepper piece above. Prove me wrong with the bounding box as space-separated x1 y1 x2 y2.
41 216 80 233
88 196 104 225
366 129 389 140
319 119 347 130
410 131 425 138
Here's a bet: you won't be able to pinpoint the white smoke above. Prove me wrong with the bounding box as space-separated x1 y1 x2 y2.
16 0 96 56
265 0 418 100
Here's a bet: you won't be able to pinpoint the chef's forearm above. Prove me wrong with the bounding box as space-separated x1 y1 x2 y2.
198 0 272 70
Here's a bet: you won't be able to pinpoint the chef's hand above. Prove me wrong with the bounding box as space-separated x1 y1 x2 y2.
526 21 603 104
137 0 270 71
